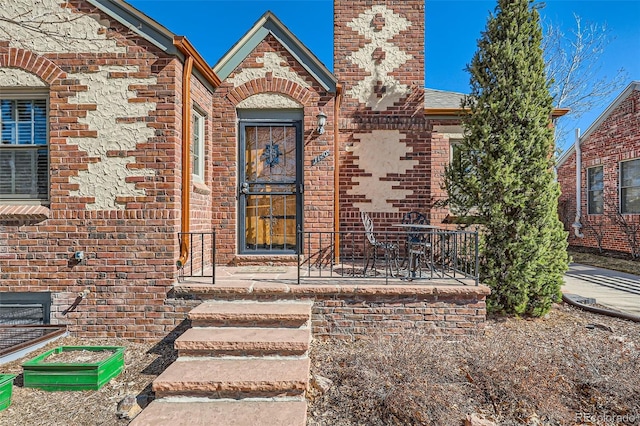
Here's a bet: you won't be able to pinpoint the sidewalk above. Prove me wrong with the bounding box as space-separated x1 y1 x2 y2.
563 263 640 317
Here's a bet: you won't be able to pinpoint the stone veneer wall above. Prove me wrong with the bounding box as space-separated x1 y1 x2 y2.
174 284 490 339
557 89 640 255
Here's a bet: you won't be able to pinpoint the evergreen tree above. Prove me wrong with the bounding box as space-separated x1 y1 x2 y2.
444 0 569 316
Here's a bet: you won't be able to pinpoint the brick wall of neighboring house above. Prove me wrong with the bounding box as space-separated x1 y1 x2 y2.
211 35 336 264
557 88 640 255
333 0 437 233
0 0 208 339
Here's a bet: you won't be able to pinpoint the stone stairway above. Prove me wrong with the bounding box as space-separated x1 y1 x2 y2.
130 300 313 426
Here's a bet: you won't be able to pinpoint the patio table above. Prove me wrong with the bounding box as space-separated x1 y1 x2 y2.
393 224 439 280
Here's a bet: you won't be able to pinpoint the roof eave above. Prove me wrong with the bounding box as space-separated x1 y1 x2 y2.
86 0 177 53
174 36 222 88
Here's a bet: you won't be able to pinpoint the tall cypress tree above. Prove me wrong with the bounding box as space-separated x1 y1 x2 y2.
444 0 568 316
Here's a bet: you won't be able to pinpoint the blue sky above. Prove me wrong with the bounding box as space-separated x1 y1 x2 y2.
128 0 639 151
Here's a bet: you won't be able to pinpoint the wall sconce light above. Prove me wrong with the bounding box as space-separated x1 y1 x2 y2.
316 111 327 135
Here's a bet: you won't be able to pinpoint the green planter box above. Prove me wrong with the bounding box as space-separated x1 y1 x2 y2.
22 346 125 391
0 374 16 411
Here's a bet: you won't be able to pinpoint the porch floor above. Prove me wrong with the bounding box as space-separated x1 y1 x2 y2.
174 265 483 299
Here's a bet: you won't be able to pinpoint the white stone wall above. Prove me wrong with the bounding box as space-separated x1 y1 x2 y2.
346 5 413 111
229 51 310 89
236 93 303 109
0 68 47 87
1 0 125 54
348 130 418 213
67 66 157 210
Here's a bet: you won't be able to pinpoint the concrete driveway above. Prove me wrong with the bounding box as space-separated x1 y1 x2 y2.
563 263 640 316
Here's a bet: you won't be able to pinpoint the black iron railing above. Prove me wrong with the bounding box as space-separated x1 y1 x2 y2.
297 228 479 285
177 232 216 284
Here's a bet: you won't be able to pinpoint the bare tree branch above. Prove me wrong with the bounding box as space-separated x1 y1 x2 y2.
542 14 629 146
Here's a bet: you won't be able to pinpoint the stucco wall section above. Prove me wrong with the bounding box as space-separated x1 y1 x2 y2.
2 0 126 54
67 65 157 210
0 67 47 87
348 130 419 212
346 5 413 111
228 51 311 89
236 93 303 109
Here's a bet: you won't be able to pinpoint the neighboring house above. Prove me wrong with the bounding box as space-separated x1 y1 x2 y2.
557 81 640 255
0 0 487 339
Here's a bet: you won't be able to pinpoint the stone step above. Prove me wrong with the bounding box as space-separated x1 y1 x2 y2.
152 357 310 398
189 300 312 328
175 327 311 357
130 399 307 426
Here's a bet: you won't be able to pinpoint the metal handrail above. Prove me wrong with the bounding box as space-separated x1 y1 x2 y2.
177 232 216 284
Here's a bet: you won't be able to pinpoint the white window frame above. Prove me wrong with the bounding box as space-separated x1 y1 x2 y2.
0 90 49 203
620 158 640 214
191 109 205 183
586 165 604 215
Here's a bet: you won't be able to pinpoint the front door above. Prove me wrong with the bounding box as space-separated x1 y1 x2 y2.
239 121 302 254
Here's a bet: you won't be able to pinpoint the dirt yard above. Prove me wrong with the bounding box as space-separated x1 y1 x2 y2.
0 325 181 426
0 304 638 425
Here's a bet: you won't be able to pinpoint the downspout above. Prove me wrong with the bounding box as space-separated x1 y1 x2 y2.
572 128 584 238
333 84 343 262
171 36 220 269
177 55 194 268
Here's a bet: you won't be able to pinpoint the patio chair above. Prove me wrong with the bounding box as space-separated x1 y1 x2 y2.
361 212 399 276
401 211 433 280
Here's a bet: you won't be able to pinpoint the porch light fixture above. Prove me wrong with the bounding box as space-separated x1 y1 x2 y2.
316 111 327 135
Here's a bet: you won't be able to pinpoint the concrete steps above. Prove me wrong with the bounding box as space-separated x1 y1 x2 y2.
131 300 313 426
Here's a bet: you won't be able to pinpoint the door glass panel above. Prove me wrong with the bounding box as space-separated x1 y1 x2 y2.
245 126 296 183
244 194 297 250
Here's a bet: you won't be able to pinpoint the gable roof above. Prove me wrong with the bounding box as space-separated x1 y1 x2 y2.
86 0 220 88
557 81 640 167
213 11 337 93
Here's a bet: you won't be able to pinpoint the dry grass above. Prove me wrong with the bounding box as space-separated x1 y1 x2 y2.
569 247 640 276
308 304 640 425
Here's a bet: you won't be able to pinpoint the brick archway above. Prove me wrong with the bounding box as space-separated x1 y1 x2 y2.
0 47 67 84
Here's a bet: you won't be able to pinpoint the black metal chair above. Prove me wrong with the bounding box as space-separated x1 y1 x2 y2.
400 211 433 280
361 212 399 276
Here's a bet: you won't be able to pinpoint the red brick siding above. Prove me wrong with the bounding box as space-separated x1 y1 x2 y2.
557 89 640 255
0 1 200 340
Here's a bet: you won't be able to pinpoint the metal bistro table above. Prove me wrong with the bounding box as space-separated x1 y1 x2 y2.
393 224 439 280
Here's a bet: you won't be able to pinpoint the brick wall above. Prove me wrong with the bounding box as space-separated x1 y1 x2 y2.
333 0 441 233
211 35 336 263
557 89 640 255
0 1 209 339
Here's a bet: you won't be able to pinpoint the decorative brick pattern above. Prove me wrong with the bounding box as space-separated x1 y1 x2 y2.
0 1 203 340
557 89 640 255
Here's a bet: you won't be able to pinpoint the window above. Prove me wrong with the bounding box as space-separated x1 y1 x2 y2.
587 166 603 214
191 109 205 182
620 159 640 214
0 94 48 201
